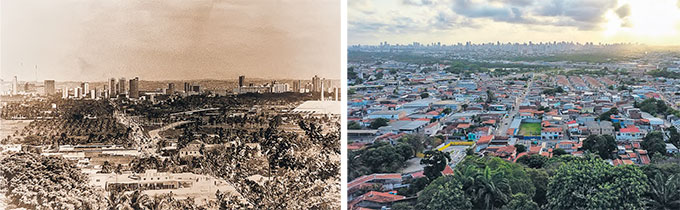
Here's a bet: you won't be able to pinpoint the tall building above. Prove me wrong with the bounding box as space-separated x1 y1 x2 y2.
90 90 96 99
167 83 175 94
312 75 321 93
81 82 89 97
62 88 68 99
109 78 117 97
272 82 289 93
191 84 200 92
239 76 245 87
74 87 82 98
118 78 127 95
44 80 55 95
293 80 302 93
184 82 191 92
11 76 17 95
129 77 139 98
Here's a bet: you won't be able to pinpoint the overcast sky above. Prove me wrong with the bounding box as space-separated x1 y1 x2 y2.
350 0 680 46
1 0 340 82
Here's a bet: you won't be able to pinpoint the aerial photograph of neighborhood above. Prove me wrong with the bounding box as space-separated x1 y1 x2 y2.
347 0 680 209
0 0 340 209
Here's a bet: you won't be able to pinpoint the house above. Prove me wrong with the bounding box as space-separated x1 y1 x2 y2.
616 126 642 141
367 110 405 120
423 122 441 136
541 127 563 140
585 121 614 136
475 135 494 152
179 140 203 158
349 191 406 210
348 173 403 197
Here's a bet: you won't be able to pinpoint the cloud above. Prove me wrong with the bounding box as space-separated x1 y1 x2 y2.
615 4 633 28
615 4 631 18
403 0 435 6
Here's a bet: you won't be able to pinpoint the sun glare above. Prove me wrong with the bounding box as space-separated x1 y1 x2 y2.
604 0 680 44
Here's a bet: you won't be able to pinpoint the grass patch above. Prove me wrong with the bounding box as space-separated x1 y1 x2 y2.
519 122 541 136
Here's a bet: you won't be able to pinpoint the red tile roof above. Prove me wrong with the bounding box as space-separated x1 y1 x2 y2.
478 135 494 145
620 126 640 133
350 191 406 208
348 173 402 191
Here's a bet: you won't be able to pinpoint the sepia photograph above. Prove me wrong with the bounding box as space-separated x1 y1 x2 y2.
347 0 680 210
1 0 340 209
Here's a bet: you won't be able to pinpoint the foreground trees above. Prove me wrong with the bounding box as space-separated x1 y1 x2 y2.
406 153 678 210
547 155 648 209
0 152 106 209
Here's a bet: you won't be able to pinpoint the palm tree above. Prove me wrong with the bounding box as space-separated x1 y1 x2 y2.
647 174 680 210
455 165 480 197
474 167 511 210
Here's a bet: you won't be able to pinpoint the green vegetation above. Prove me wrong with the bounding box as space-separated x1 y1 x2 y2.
541 87 564 96
598 107 619 121
648 69 680 79
519 122 541 136
547 156 648 209
582 135 617 159
510 53 628 63
517 154 549 169
635 98 680 117
399 149 680 210
348 121 362 129
370 118 390 129
420 150 451 181
643 131 667 157
348 141 414 180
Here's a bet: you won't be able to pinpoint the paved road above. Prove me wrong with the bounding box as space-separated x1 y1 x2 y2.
496 75 534 136
147 120 192 153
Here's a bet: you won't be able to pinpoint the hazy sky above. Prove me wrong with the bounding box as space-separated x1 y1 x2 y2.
349 0 680 46
1 0 340 81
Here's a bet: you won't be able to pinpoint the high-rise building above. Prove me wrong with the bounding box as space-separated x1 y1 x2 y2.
320 80 324 101
109 78 117 97
312 75 321 93
191 84 200 92
293 80 302 93
272 82 289 93
90 90 96 99
62 88 68 99
81 82 89 97
44 80 55 95
239 76 245 87
118 78 127 95
167 83 175 94
74 87 82 98
11 76 17 95
184 82 191 92
129 77 139 98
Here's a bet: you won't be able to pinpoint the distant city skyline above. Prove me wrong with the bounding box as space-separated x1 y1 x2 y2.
1 0 340 81
349 0 680 46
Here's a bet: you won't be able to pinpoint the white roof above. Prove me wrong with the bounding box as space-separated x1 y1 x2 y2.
291 100 341 115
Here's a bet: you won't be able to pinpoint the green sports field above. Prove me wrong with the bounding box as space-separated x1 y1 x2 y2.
518 122 541 136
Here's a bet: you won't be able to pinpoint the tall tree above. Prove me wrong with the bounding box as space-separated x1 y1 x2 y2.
420 150 451 181
645 173 680 210
643 131 667 157
547 155 648 209
582 135 617 159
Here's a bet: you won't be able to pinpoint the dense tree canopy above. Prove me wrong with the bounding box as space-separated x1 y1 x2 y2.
547 155 648 209
348 142 414 180
582 134 617 159
643 131 668 157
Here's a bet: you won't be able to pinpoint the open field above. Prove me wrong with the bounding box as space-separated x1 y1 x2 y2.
0 120 32 139
518 122 541 136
